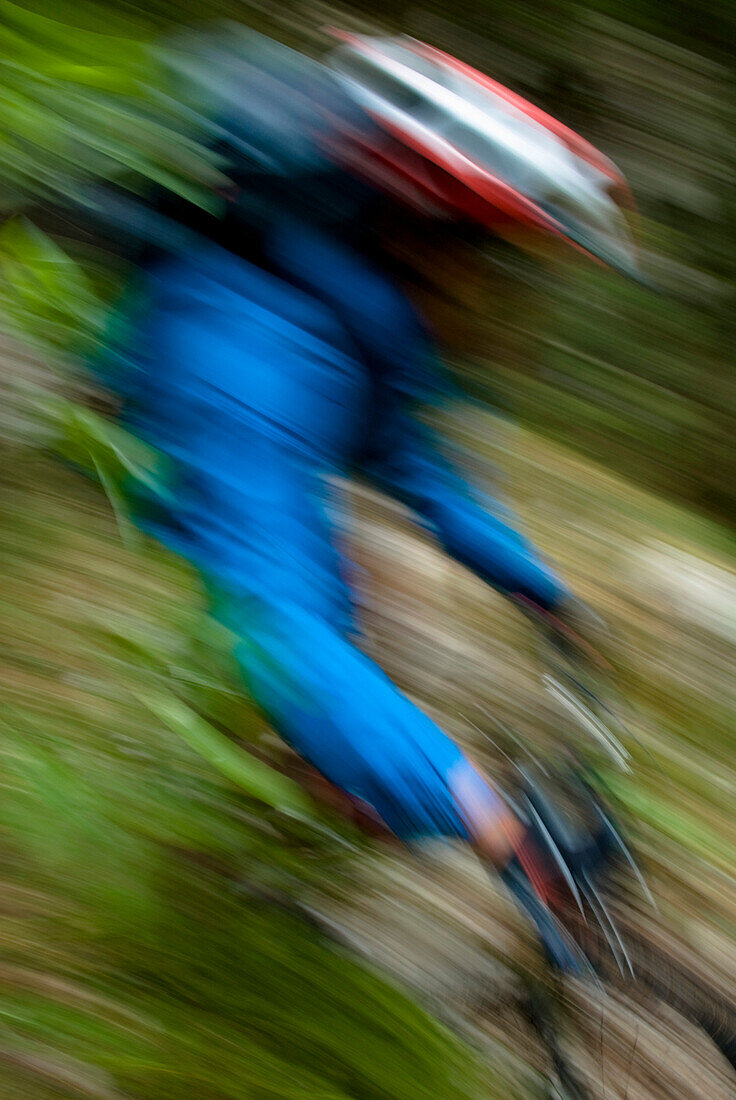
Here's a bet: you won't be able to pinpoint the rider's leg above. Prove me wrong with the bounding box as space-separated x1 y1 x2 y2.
133 244 520 863
209 590 521 866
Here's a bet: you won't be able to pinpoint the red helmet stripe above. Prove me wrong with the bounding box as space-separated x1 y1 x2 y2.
376 114 561 231
323 31 637 270
412 40 624 185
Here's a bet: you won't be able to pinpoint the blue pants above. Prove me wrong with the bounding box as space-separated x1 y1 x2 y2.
209 590 487 840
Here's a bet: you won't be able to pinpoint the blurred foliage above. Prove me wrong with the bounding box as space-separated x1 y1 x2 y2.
0 0 227 212
0 1 734 1098
0 218 108 353
0 452 498 1099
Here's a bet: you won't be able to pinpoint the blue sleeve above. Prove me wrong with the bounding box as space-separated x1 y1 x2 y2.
367 414 567 609
264 217 567 608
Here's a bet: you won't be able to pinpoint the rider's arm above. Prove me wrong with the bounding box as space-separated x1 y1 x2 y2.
365 412 568 610
262 217 567 608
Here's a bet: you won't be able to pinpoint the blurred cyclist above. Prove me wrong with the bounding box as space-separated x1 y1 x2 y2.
101 28 641 969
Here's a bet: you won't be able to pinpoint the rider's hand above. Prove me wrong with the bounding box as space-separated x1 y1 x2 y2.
512 591 611 672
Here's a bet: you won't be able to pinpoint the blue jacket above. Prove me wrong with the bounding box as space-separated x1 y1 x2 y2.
118 219 565 628
100 28 565 625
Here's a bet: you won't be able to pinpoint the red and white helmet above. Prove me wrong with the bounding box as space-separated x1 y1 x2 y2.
325 33 640 278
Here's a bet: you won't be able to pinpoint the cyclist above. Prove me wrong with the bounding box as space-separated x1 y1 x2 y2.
105 29 641 967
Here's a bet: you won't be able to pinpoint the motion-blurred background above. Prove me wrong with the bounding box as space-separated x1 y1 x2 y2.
0 2 734 1098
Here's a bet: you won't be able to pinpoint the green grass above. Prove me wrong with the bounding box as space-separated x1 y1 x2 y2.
0 454 496 1100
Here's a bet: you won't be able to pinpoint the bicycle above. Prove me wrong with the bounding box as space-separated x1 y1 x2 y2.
488 649 736 1099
